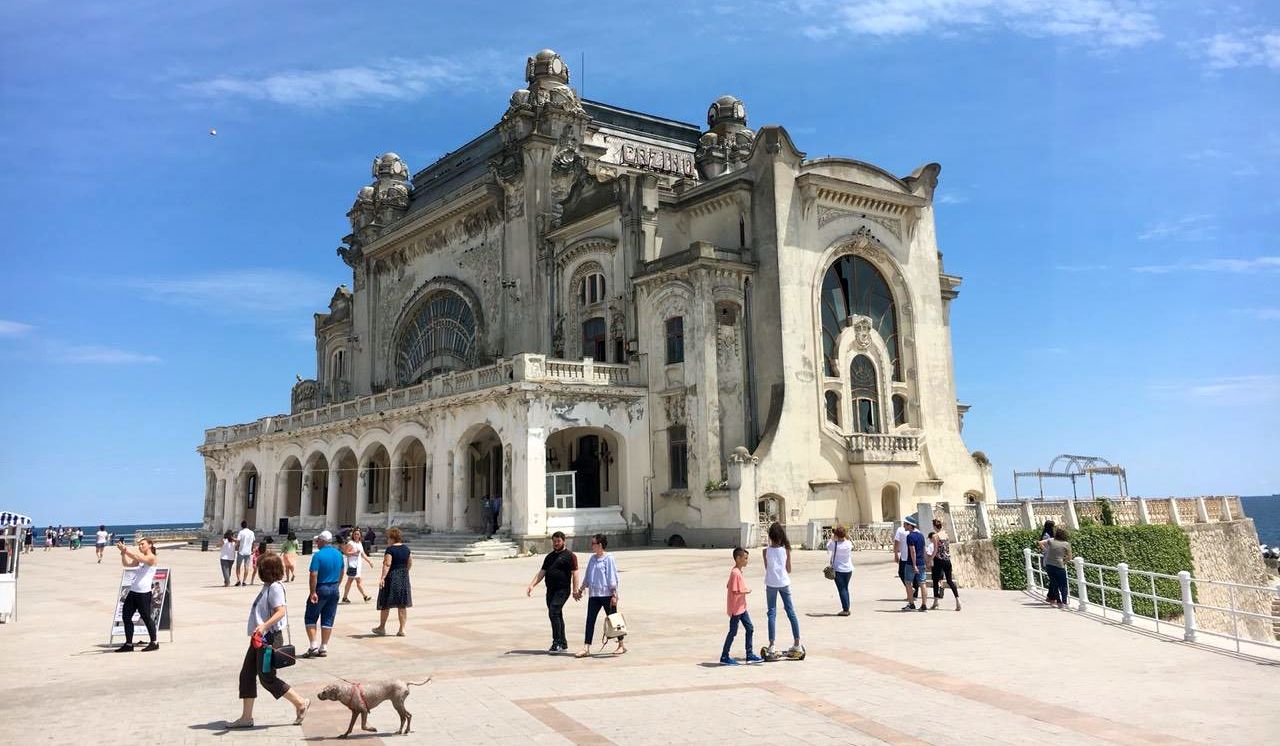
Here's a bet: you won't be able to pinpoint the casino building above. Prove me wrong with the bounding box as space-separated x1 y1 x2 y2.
197 49 996 547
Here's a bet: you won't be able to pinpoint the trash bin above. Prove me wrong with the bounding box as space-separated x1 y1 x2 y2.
302 539 313 555
200 539 209 552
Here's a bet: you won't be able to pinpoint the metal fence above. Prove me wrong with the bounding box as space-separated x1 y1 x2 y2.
1024 549 1280 654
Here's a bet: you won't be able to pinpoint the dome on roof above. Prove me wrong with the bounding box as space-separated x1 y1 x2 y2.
525 48 569 84
707 95 747 128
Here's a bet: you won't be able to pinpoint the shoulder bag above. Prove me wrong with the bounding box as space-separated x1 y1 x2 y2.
259 583 297 672
822 542 836 580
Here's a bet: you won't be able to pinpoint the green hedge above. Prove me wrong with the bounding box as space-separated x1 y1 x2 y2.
992 524 1194 620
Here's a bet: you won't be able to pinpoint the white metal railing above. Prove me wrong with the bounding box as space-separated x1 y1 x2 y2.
1024 548 1280 654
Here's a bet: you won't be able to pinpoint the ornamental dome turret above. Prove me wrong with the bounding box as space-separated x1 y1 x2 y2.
527 49 570 85
504 48 584 120
697 94 756 180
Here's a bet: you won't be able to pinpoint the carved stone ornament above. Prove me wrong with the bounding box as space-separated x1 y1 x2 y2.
504 49 585 121
853 318 873 351
291 378 319 414
341 152 412 263
663 393 687 426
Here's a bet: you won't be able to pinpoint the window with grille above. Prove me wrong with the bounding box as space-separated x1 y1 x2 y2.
665 316 684 364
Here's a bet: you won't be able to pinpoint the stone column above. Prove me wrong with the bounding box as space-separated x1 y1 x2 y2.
1137 497 1151 525
974 500 991 540
510 426 547 540
202 477 216 532
325 468 340 531
388 455 404 522
1221 496 1233 522
1018 500 1035 529
300 473 313 518
357 466 371 520
501 444 513 533
214 479 227 533
1169 498 1183 526
222 475 238 531
1195 497 1210 524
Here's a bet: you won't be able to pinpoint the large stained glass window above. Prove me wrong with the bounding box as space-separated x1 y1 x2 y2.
394 290 477 386
820 255 900 379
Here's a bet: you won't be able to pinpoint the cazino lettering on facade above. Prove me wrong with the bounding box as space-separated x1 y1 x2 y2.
619 143 697 178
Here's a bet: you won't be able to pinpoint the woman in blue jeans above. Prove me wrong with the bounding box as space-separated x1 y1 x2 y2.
762 522 804 658
1039 527 1073 609
826 525 854 615
574 533 626 657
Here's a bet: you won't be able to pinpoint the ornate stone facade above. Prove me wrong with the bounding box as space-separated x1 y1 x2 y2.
198 49 994 548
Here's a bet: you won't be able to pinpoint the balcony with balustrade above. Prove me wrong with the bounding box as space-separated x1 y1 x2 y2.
201 354 643 449
843 432 923 464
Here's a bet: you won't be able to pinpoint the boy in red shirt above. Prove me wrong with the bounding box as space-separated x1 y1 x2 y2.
721 547 764 665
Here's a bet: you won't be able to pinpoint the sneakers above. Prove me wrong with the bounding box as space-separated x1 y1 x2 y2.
226 717 254 729
786 644 806 659
837 610 851 616
719 655 740 665
745 653 764 664
371 627 386 636
901 604 916 611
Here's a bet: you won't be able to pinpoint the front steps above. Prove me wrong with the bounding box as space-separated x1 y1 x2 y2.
395 530 519 562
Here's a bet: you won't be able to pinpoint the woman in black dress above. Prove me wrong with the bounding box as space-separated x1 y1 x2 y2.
372 526 412 636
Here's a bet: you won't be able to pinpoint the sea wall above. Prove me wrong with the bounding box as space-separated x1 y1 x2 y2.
1184 519 1277 642
949 538 1002 590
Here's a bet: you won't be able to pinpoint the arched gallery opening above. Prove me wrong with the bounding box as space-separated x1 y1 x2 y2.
545 427 620 510
305 455 330 517
464 426 503 532
333 449 358 527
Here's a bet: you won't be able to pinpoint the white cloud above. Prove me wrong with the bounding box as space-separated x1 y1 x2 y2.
0 320 34 338
1136 214 1214 242
184 56 502 107
936 192 967 204
797 0 1160 49
54 345 161 365
1196 29 1280 71
1149 374 1280 404
126 269 336 316
1131 256 1280 274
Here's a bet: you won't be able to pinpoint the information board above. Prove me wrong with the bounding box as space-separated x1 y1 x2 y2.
109 567 173 642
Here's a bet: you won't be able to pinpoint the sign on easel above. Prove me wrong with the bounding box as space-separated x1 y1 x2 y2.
109 567 173 642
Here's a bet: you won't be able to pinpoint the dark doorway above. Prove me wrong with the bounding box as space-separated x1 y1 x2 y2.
573 435 601 508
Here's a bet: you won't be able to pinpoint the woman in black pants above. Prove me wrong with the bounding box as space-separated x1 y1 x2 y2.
930 519 960 611
116 537 160 651
228 553 309 728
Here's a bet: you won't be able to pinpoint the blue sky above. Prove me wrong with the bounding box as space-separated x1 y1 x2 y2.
1 1 1276 524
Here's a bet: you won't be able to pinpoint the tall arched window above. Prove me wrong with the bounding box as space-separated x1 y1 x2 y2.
330 349 346 382
394 290 478 386
579 272 606 305
850 354 880 434
820 254 900 379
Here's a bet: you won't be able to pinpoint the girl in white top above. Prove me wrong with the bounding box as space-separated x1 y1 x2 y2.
219 531 237 587
761 522 803 657
826 525 855 615
95 525 109 563
341 528 374 603
116 537 159 652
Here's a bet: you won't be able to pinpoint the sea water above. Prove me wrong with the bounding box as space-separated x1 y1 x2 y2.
1240 495 1280 546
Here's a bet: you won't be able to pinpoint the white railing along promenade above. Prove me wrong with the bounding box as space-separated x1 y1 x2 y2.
204 354 637 447
1024 549 1280 654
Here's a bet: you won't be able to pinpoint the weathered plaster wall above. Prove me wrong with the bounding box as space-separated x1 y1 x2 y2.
948 539 1002 590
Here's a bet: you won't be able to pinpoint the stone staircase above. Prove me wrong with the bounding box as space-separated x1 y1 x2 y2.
394 530 519 563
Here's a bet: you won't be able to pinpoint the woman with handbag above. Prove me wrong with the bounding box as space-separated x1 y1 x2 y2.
228 552 310 729
574 533 626 657
825 525 855 616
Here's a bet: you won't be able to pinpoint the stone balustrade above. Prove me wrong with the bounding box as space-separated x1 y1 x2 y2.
842 433 922 464
203 354 638 447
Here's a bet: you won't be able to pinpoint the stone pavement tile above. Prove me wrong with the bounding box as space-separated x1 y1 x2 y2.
2 546 1273 744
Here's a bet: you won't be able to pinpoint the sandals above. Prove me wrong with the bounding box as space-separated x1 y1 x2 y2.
574 649 589 658
294 698 310 725
371 627 386 636
395 631 406 637
363 595 371 603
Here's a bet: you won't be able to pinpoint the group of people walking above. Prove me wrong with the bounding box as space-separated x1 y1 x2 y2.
893 516 962 612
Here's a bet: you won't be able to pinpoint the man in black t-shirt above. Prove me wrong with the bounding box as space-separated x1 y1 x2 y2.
526 531 578 652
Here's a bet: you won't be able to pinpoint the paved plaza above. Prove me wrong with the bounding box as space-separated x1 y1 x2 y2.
1 545 1274 744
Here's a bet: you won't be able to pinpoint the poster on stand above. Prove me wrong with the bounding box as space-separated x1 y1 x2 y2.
109 567 173 642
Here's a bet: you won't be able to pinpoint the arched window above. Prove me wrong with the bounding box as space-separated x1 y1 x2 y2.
824 391 841 426
893 394 908 427
850 354 880 434
246 472 257 510
330 348 346 382
394 290 478 386
579 272 606 305
820 254 900 379
582 317 607 360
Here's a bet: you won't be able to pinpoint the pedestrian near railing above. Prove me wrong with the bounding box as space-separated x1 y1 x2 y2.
1023 548 1280 654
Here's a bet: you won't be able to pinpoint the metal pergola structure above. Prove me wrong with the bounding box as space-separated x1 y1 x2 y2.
1013 454 1129 501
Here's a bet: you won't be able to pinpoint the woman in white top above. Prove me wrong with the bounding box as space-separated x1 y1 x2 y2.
341 528 374 603
228 553 309 729
115 537 159 652
218 530 237 587
762 522 803 658
826 525 855 616
95 525 109 563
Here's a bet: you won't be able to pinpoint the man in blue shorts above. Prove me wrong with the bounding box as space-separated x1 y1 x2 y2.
901 517 929 612
302 530 345 658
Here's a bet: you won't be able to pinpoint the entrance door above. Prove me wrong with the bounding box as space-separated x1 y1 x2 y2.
573 435 601 508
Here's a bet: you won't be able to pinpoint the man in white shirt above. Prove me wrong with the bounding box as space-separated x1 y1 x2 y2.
235 521 256 587
892 522 910 586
